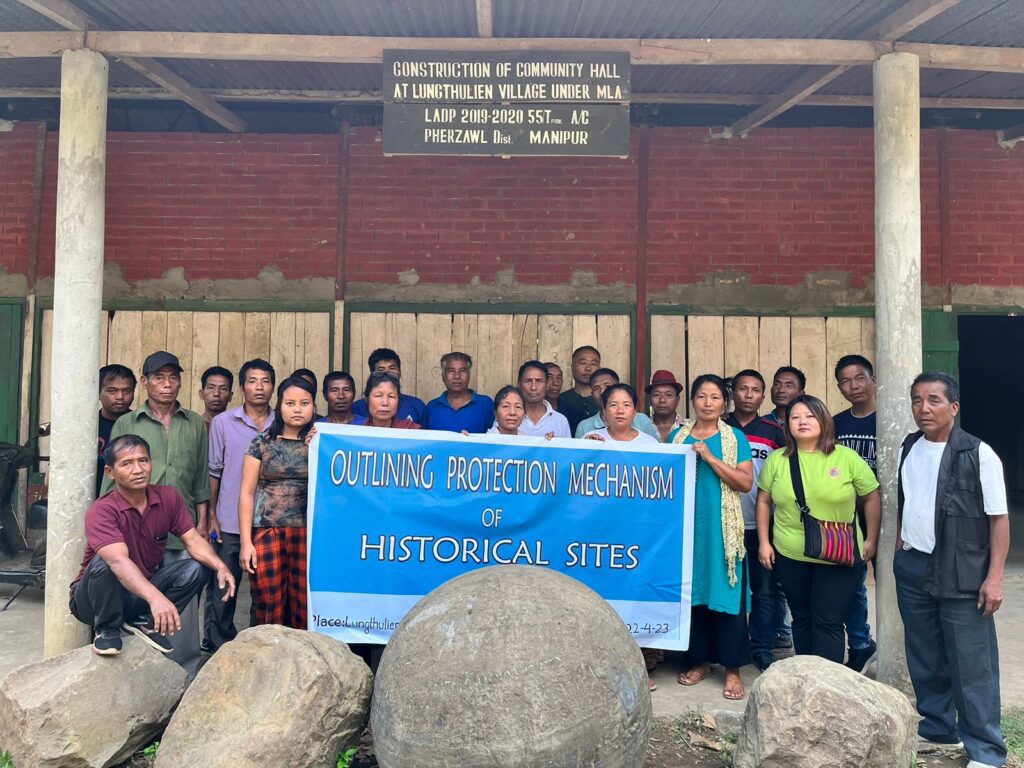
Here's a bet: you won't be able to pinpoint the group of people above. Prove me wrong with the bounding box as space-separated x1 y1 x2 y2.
71 340 1009 768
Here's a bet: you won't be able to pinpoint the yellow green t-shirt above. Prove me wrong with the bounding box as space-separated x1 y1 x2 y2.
757 445 879 565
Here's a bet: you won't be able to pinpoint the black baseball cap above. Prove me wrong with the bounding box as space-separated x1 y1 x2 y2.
142 351 183 375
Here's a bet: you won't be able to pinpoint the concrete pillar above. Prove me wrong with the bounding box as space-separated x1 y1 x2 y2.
44 49 108 657
872 51 921 693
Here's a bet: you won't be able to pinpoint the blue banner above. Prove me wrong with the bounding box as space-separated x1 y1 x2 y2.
307 424 696 650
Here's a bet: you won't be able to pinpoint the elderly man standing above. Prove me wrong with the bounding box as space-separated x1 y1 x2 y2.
424 352 494 434
73 435 235 655
103 350 210 676
895 372 1010 768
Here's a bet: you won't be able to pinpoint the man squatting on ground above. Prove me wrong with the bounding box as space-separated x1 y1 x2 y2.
895 372 1010 768
71 435 236 656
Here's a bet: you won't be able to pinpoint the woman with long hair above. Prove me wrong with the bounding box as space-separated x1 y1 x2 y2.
670 374 754 700
756 394 880 663
362 372 421 429
238 376 316 629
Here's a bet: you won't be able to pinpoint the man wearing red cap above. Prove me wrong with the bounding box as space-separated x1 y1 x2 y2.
646 370 686 442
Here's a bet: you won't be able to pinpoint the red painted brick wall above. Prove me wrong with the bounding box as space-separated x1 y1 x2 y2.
345 127 639 285
0 123 40 279
2 125 1020 290
38 133 340 281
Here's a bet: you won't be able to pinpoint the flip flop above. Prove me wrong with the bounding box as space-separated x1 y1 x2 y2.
648 678 657 692
678 666 712 686
723 673 745 700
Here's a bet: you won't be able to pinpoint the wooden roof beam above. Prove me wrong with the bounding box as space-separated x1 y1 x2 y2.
724 0 959 137
12 0 246 132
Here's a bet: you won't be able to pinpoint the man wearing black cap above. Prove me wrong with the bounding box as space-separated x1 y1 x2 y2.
101 350 210 676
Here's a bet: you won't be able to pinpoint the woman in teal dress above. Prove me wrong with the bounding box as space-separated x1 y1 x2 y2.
670 374 754 700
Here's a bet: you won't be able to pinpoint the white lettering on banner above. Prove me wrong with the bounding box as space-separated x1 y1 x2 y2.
330 450 435 490
567 462 674 500
445 456 557 494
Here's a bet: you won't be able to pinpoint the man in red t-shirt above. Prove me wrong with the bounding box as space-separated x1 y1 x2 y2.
71 434 236 657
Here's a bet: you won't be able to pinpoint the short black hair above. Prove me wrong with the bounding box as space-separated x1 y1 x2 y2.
98 364 137 392
601 383 639 408
322 370 356 397
103 434 150 468
290 368 317 390
493 385 526 410
690 373 730 403
517 360 549 382
834 354 874 380
269 377 317 440
590 367 620 384
239 358 276 388
364 371 402 399
368 348 401 372
572 345 601 360
911 371 960 403
730 369 765 391
773 366 807 391
201 365 234 389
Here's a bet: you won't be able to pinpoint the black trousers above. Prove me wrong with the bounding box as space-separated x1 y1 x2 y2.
686 564 751 669
774 552 863 663
70 554 209 633
203 532 243 650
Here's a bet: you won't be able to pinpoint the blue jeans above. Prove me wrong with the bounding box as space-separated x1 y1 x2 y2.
844 564 873 650
894 548 1005 767
745 530 775 654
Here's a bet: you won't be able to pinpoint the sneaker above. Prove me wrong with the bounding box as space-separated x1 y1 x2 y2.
123 619 174 654
965 761 1000 768
752 651 775 672
92 628 122 656
200 639 216 655
918 737 964 754
774 635 793 650
845 640 877 674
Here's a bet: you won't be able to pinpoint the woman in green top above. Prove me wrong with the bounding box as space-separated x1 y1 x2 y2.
756 394 880 664
670 374 754 700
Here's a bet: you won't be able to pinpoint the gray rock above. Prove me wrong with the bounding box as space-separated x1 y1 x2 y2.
733 655 920 768
0 638 188 768
371 565 652 768
707 707 745 736
154 625 372 768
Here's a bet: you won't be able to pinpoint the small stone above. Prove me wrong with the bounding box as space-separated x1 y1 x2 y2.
371 565 652 768
0 638 188 768
733 655 919 768
154 625 372 768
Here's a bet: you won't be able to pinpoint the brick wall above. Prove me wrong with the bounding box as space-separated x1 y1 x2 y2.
0 123 40 279
0 125 1021 290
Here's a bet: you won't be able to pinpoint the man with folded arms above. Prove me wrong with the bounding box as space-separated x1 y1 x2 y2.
71 434 235 657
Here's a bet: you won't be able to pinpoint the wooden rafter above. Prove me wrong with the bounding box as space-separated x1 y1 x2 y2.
2 86 1022 112
725 0 960 137
2 30 1024 73
11 0 246 132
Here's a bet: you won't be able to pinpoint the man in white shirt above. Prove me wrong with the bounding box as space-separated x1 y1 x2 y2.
513 360 571 438
895 372 1010 768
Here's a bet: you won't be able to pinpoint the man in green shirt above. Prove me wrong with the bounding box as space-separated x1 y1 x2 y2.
102 350 210 676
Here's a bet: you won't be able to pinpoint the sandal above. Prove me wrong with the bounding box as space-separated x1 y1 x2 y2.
678 665 712 686
648 677 657 692
723 670 745 700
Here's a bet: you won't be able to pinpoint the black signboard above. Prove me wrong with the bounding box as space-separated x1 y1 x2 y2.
383 102 629 157
385 50 631 104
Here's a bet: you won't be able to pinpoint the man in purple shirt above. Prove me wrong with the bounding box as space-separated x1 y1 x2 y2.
71 434 235 657
203 358 275 653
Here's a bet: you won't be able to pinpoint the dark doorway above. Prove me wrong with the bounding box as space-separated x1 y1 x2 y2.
957 316 1024 510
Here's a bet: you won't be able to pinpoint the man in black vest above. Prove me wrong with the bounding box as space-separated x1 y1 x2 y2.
895 372 1010 768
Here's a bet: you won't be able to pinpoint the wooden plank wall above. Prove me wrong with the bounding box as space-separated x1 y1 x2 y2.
348 312 632 402
649 315 876 418
37 310 332 449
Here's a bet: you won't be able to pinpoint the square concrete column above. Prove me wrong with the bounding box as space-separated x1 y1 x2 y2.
873 51 922 692
45 49 108 656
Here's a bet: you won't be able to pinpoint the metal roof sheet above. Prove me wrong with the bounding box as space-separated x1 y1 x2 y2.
160 59 382 92
0 56 152 88
0 0 65 31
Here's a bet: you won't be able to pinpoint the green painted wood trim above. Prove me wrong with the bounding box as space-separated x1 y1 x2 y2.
0 303 24 444
344 301 636 315
34 298 334 313
27 300 43 464
648 305 876 318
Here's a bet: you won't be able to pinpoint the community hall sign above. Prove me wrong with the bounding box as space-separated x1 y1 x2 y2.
383 50 631 157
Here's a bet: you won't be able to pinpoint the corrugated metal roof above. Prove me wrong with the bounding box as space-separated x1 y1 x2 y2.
160 59 382 92
903 0 1024 46
633 65 813 95
0 57 152 88
73 0 478 36
0 0 65 31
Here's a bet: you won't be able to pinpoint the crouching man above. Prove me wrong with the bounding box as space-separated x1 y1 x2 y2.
70 434 236 657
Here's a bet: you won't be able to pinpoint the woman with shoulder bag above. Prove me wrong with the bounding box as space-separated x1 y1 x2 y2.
755 394 880 663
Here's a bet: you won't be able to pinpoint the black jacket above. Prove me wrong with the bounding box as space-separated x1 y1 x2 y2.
897 426 990 599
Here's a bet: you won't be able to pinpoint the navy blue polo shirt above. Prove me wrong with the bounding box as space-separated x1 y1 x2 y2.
352 394 426 424
424 390 495 434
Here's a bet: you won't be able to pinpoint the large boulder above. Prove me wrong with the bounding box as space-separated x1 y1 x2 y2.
371 565 652 768
0 638 188 768
154 625 372 768
733 655 919 768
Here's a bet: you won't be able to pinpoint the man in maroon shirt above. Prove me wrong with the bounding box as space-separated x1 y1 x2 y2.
71 434 235 657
